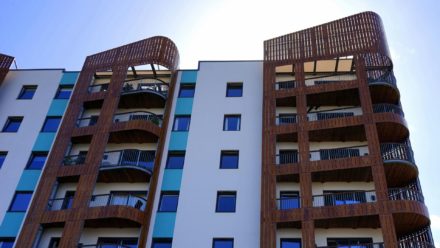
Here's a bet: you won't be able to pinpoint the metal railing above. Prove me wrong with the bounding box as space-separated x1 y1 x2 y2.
307 107 361 121
276 197 301 210
312 190 376 207
398 227 435 248
276 115 297 125
388 185 424 203
276 152 299 165
317 243 384 248
121 81 168 96
79 244 132 248
89 193 147 211
373 103 404 117
275 80 297 90
305 73 357 86
101 149 155 171
113 111 162 127
380 141 415 164
368 72 397 87
63 154 86 165
309 145 369 161
76 116 98 127
88 83 109 93
47 196 74 211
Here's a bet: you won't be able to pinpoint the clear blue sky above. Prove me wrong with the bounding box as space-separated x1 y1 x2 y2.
1 0 440 244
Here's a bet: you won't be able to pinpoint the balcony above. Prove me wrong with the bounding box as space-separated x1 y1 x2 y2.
88 83 110 94
275 114 297 125
275 80 297 90
381 141 417 187
369 73 400 105
76 116 98 128
307 107 361 122
388 186 424 203
119 80 169 109
312 190 376 207
310 145 369 161
63 154 86 166
316 243 384 248
305 73 357 86
113 111 162 127
47 196 74 211
276 151 299 165
373 103 404 116
109 111 162 144
89 193 147 211
398 227 435 248
79 244 132 248
276 196 301 210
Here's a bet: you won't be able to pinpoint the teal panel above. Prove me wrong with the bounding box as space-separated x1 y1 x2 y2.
152 212 176 238
47 99 68 116
175 98 193 115
169 132 188 150
0 212 25 237
32 133 56 151
180 70 198 84
161 169 183 191
16 170 41 191
60 72 79 85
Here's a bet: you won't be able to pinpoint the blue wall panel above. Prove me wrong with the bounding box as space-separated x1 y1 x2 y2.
169 132 189 151
0 213 25 237
180 70 198 84
32 133 56 151
175 98 194 115
152 213 177 238
47 99 68 116
161 169 183 191
60 72 79 85
16 170 41 191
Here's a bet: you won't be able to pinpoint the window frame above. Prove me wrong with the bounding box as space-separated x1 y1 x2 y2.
165 151 186 169
17 85 37 100
216 191 237 213
26 152 48 170
280 238 302 248
178 84 195 98
2 116 23 133
0 151 7 169
8 191 33 212
223 115 241 131
55 85 74 99
172 115 191 132
213 238 234 248
0 238 15 248
226 82 243 97
41 116 62 133
158 191 179 212
220 150 239 169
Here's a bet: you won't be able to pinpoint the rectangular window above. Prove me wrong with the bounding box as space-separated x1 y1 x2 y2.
0 238 14 248
2 117 23 132
41 117 62 132
173 115 191 131
279 191 300 210
216 191 236 213
26 152 48 170
178 84 195 98
8 191 33 212
151 238 172 248
166 151 185 169
0 152 7 169
17 85 37 99
281 238 301 248
55 85 73 99
213 238 234 248
220 151 239 169
226 83 243 97
223 115 241 131
158 192 179 212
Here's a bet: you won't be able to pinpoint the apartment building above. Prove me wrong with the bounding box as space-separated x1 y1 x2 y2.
0 11 435 248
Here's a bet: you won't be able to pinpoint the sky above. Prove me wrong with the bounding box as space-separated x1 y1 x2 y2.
1 0 440 244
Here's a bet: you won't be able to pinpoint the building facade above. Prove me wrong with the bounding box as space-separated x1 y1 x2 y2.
0 11 434 248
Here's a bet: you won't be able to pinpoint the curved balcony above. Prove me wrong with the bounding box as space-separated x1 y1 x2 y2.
310 145 369 161
317 243 384 248
312 190 376 207
98 149 154 183
373 103 404 116
113 111 162 127
381 141 417 187
119 80 169 108
307 107 361 122
373 104 408 142
388 185 424 203
398 227 435 248
89 193 147 211
368 72 400 104
110 112 162 143
62 154 86 166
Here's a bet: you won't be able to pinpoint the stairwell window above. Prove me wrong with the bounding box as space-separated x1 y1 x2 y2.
0 152 7 169
173 115 191 131
226 82 243 97
178 84 195 98
8 191 33 212
216 191 236 212
220 151 239 169
223 115 241 131
2 117 23 132
166 151 185 169
55 85 73 99
26 152 48 170
213 238 234 248
41 117 62 132
158 192 179 212
17 85 37 99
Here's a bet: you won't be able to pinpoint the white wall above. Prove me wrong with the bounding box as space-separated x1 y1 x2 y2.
0 70 63 223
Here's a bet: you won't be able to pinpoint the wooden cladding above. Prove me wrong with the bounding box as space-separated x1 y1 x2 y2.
0 53 14 84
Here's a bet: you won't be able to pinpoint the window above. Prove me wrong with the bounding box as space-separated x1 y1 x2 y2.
178 84 195 98
0 238 14 248
41 117 62 132
223 115 241 131
158 192 179 212
151 238 172 248
2 117 23 132
0 152 7 169
226 83 243 97
213 238 234 248
55 85 73 99
279 191 300 210
173 115 191 131
26 152 48 170
8 191 32 212
61 191 75 210
48 237 60 248
220 151 239 169
166 151 185 169
18 85 37 99
216 191 236 212
281 238 301 248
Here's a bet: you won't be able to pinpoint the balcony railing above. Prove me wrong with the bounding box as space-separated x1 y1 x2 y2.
275 80 297 90
122 81 168 96
305 73 357 86
276 152 299 165
276 196 301 210
373 104 404 117
309 145 369 161
47 196 74 211
317 243 384 248
307 107 361 121
101 149 154 172
312 190 376 207
398 227 435 248
113 111 162 127
388 185 424 203
79 244 132 248
276 114 297 125
89 193 147 211
380 141 415 164
63 154 86 165
368 73 397 87
88 83 109 93
76 116 98 127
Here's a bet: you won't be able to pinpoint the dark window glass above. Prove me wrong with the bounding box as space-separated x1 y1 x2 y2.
0 152 7 169
151 238 172 248
216 191 236 212
166 151 185 169
61 191 75 210
55 85 73 99
9 192 32 212
223 115 241 131
220 151 239 169
18 86 37 99
173 116 191 131
48 237 60 248
281 239 301 248
26 152 48 170
158 192 179 212
2 117 23 132
178 84 195 98
0 238 14 248
213 238 234 248
279 191 300 210
226 83 243 97
41 117 62 132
